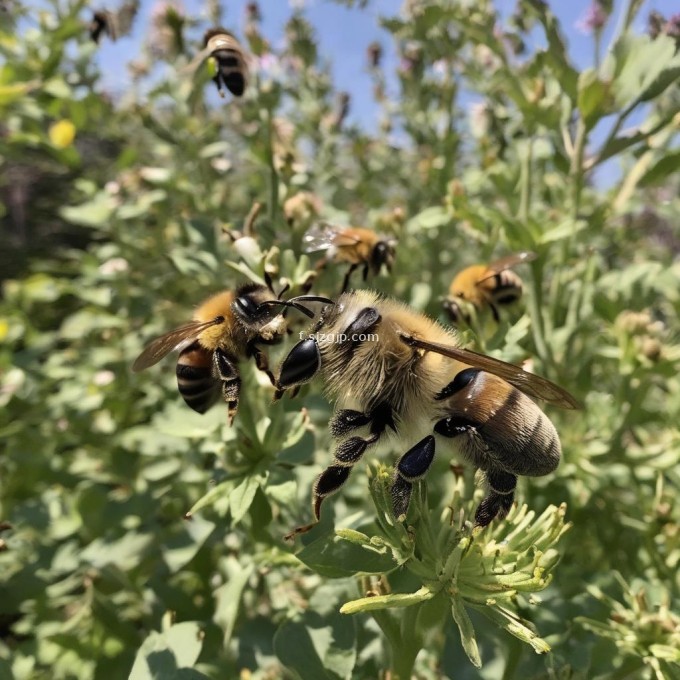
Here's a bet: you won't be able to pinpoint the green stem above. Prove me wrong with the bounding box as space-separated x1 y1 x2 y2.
266 108 279 229
370 609 417 680
569 118 587 221
518 138 533 223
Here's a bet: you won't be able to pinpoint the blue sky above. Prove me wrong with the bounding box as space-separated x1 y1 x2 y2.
100 0 679 131
97 0 678 185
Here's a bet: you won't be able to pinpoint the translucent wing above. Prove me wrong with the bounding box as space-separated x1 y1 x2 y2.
132 318 224 372
476 251 537 284
303 223 360 253
400 334 580 409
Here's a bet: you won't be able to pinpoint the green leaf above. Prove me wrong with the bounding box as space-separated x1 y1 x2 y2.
451 597 482 669
128 622 206 680
612 34 680 108
406 206 451 232
296 523 399 578
162 514 215 573
638 150 680 188
577 69 610 130
60 193 115 228
213 557 254 645
274 609 357 680
230 470 267 524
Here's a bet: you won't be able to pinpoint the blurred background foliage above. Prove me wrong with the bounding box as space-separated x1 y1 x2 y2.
1 0 680 678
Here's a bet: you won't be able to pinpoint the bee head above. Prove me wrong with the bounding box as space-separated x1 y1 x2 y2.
371 239 397 274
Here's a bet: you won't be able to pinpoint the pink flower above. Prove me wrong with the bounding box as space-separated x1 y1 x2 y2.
576 2 608 34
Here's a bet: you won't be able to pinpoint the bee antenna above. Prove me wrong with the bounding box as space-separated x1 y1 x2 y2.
277 282 290 300
264 271 275 294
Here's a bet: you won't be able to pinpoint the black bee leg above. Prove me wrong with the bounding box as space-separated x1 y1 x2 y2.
391 435 436 519
283 463 352 541
362 263 369 281
247 342 276 386
341 263 360 293
489 302 500 323
214 348 241 424
286 403 396 540
474 468 516 528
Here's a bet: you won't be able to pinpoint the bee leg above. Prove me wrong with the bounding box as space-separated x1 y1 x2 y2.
287 404 395 539
391 435 436 519
283 464 352 541
214 348 241 423
341 263 360 293
362 263 369 281
474 468 516 528
489 302 500 323
247 342 276 386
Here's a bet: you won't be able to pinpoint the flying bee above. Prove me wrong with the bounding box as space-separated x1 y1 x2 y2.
132 283 330 423
275 290 578 533
185 27 249 97
303 222 397 293
443 251 537 326
88 2 138 43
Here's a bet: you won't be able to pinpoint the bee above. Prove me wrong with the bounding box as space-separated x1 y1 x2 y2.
443 251 537 326
275 290 578 533
132 283 330 422
89 2 138 43
197 28 248 97
303 222 397 293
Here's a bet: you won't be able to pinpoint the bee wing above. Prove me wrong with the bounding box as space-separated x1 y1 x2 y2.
303 222 360 253
401 335 580 409
180 45 215 78
112 0 138 37
476 251 537 284
132 318 223 372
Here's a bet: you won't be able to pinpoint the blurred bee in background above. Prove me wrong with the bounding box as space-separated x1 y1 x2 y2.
275 290 578 533
199 27 248 97
89 1 138 43
443 251 537 326
132 283 330 423
303 222 397 293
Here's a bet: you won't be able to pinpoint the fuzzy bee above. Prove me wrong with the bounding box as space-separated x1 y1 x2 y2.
303 222 397 293
275 290 578 532
88 2 138 44
444 251 537 326
132 283 329 423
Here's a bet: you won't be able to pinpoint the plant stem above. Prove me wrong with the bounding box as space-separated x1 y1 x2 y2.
518 138 533 223
266 108 279 229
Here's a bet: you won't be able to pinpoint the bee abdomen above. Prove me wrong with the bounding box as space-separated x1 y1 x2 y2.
490 272 523 306
176 343 220 414
485 393 561 477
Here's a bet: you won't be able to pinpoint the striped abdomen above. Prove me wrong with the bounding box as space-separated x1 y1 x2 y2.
176 342 220 414
485 271 524 306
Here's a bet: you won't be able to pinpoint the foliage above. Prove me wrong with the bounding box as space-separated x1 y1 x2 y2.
1 0 679 678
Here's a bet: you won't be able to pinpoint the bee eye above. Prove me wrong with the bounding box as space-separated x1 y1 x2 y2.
234 295 261 318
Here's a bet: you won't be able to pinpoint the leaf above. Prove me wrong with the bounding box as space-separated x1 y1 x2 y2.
230 470 267 524
577 69 610 130
274 609 357 680
128 622 206 680
213 557 254 645
406 206 451 232
539 218 587 244
296 524 399 578
450 597 482 668
60 193 115 228
638 150 680 188
612 34 680 108
162 514 215 573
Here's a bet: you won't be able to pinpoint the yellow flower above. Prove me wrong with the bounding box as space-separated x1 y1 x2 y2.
48 119 76 148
